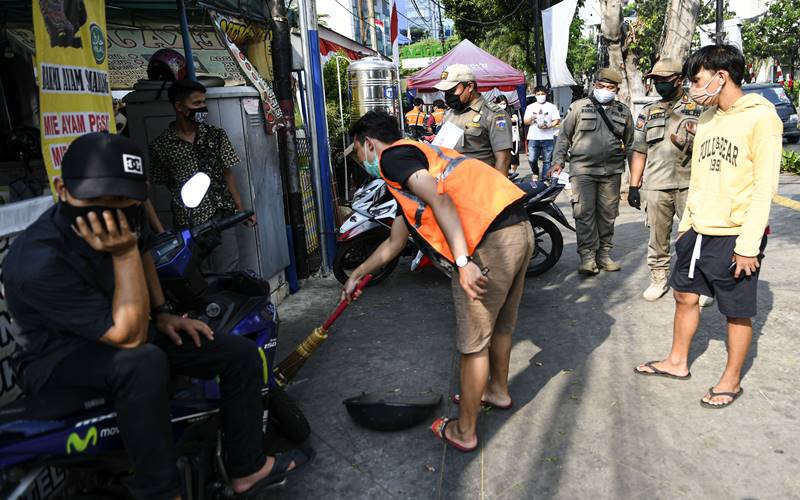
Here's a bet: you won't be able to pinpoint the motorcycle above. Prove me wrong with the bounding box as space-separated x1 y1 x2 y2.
333 175 574 285
0 173 308 499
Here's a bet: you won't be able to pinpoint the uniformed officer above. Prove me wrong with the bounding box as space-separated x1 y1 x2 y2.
433 64 513 175
552 68 634 275
628 58 702 300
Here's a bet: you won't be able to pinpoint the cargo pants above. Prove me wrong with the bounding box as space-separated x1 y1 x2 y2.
570 173 622 257
643 188 688 271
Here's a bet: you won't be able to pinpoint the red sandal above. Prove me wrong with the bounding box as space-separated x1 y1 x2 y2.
430 417 478 453
451 393 513 410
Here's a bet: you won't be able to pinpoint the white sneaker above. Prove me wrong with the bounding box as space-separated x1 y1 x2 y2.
643 270 669 301
699 295 714 307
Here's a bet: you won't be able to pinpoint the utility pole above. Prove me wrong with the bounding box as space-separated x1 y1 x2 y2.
533 0 542 85
357 0 366 44
299 0 337 272
269 0 308 283
715 0 724 44
436 0 445 52
366 0 378 50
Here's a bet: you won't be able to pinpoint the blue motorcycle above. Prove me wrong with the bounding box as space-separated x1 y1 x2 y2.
0 174 309 499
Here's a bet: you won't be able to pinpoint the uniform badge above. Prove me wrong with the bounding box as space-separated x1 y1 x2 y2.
465 122 482 128
685 102 697 111
494 116 507 129
472 114 481 122
441 71 448 79
636 115 646 130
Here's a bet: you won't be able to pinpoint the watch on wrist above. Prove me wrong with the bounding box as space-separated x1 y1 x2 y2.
455 255 473 268
151 302 174 319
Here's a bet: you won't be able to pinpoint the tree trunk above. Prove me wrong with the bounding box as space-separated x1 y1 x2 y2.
660 0 701 63
600 0 644 107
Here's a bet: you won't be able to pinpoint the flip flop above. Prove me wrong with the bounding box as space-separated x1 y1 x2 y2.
233 448 315 498
700 387 743 409
430 417 478 453
634 361 691 380
451 393 513 410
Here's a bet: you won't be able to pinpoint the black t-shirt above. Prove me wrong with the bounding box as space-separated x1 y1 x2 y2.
380 145 527 232
2 203 155 394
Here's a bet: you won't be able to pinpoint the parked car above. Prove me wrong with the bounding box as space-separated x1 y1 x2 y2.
742 83 800 144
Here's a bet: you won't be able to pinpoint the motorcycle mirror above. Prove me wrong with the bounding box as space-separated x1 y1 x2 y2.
181 172 211 208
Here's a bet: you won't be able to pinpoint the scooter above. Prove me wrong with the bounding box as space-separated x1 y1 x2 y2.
518 179 575 276
0 173 308 499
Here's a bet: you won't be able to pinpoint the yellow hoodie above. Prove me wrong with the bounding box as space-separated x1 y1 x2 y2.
678 93 782 257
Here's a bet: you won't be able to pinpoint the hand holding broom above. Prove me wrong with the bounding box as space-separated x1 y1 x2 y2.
274 274 373 386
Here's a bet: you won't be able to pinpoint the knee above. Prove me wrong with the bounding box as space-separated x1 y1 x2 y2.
218 335 264 379
674 291 699 306
111 344 170 391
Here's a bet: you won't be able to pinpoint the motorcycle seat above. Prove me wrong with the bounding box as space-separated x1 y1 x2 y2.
0 388 109 427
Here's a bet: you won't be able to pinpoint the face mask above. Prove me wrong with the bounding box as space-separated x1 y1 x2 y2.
593 88 616 104
361 141 381 179
187 106 209 124
445 87 468 111
689 73 724 106
497 102 507 109
655 81 680 100
536 95 547 104
59 201 144 235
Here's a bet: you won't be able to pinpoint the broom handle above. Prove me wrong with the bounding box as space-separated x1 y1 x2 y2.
322 274 373 330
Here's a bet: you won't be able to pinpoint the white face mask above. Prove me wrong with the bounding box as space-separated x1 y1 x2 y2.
536 95 547 104
593 88 616 104
498 102 507 109
689 72 724 106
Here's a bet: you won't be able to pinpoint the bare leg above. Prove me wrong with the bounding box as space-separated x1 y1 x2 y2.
446 349 488 449
702 317 752 405
231 456 296 494
483 333 512 407
636 290 699 376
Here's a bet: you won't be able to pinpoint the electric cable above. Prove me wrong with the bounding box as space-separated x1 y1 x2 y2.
427 0 527 26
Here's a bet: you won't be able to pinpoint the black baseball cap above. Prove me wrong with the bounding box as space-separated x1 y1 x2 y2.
61 132 148 201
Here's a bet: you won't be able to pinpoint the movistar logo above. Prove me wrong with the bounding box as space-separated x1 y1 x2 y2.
66 426 98 454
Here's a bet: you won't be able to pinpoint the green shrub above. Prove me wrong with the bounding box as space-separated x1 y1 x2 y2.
782 149 800 174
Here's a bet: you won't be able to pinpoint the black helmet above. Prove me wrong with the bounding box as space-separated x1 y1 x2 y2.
343 391 441 432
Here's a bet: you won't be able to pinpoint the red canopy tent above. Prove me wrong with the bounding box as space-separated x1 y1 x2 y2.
407 39 525 92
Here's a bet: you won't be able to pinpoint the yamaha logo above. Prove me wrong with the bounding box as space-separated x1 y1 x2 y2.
122 154 143 175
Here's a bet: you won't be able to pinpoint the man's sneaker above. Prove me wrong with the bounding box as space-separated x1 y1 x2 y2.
596 254 621 272
643 270 669 301
699 295 715 307
578 255 599 275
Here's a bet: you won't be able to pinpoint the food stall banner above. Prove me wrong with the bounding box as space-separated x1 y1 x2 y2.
33 0 116 195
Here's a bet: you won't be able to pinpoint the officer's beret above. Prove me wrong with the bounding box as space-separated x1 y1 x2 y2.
596 68 623 85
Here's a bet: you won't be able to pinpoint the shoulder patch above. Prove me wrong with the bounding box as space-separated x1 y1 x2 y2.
636 114 646 130
494 115 507 129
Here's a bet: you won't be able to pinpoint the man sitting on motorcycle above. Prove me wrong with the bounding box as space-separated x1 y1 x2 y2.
2 133 310 499
342 111 534 452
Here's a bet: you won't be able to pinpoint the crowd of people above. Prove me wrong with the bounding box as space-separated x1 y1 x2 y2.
1 42 782 497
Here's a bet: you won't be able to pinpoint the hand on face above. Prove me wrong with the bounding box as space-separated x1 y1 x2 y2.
74 208 139 257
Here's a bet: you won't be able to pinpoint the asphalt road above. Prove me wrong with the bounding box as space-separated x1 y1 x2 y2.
265 171 800 500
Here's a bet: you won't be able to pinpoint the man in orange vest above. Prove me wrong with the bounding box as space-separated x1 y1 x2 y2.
426 99 446 134
342 111 534 452
405 97 428 138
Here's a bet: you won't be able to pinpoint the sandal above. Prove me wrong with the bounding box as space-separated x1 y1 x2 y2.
451 394 513 410
430 417 477 453
700 387 743 409
634 361 691 380
233 448 315 498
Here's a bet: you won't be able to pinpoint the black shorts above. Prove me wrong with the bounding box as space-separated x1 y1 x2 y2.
670 228 767 318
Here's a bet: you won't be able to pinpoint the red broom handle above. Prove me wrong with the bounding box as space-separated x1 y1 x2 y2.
322 274 373 330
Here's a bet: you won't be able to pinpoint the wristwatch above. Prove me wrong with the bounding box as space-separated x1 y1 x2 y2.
455 255 473 268
151 302 174 319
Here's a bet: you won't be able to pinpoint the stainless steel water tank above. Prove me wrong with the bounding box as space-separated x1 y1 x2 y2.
348 57 400 124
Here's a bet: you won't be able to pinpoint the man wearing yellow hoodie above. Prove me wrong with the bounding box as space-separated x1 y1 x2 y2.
634 45 782 409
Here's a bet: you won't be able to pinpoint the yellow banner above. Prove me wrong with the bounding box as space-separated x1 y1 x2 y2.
33 0 116 196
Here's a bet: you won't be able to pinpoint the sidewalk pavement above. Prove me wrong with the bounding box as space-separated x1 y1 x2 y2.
263 174 800 499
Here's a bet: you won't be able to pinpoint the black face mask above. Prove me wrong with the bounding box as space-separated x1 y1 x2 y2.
655 81 680 100
187 106 209 124
445 89 468 111
59 201 144 235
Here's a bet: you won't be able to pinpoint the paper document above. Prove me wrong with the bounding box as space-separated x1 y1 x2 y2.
556 171 571 189
431 122 464 149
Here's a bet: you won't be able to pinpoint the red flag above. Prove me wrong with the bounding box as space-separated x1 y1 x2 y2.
390 0 399 66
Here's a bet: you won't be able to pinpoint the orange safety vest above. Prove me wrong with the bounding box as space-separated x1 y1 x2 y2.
380 139 526 263
405 108 426 127
430 109 445 125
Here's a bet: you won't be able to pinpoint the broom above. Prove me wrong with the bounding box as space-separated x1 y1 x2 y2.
273 274 373 386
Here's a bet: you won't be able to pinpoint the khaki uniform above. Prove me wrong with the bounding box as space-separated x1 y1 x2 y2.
553 97 634 257
443 95 512 166
632 94 702 271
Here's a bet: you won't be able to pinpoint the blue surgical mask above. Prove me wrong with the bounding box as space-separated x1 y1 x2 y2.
362 141 381 178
